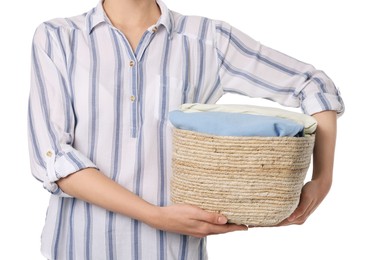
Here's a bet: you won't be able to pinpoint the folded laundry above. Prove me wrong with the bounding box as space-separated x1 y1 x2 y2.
180 103 317 135
169 110 305 137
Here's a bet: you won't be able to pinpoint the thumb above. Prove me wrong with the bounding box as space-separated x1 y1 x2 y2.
198 209 228 225
216 215 228 224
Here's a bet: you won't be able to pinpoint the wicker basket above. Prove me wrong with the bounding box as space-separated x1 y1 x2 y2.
170 128 315 226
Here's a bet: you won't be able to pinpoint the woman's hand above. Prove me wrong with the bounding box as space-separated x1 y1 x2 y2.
149 204 247 238
277 179 331 226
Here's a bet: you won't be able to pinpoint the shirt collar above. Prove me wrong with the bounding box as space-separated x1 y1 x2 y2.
85 1 106 34
86 0 173 35
155 0 173 35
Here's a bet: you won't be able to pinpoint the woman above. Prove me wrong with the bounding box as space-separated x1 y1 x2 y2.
28 0 344 259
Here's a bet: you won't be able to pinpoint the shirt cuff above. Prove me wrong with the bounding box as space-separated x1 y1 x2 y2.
44 144 98 196
301 92 345 116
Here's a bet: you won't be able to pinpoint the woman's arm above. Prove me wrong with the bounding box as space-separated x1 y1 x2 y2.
279 110 337 225
57 168 247 237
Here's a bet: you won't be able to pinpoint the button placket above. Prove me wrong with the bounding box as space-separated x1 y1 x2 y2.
129 58 138 137
126 25 157 137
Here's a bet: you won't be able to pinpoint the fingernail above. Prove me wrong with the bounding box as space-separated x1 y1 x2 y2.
218 216 227 224
288 215 295 222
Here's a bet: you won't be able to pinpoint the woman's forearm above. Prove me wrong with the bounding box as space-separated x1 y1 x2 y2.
56 168 157 224
311 110 337 187
56 168 246 237
277 110 338 225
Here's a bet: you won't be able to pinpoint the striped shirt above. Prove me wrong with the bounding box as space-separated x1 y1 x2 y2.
28 0 344 259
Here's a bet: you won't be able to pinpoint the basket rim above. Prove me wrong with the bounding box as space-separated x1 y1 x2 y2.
173 128 315 140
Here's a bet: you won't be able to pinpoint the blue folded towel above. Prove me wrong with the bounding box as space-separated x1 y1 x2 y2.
169 110 304 137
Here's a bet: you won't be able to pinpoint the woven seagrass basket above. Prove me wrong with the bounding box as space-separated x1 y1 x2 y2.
170 128 315 226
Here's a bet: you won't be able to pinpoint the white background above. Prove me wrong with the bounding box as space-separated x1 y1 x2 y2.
0 0 365 259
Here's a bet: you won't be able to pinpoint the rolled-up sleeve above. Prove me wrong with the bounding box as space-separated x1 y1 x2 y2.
214 21 344 116
28 23 97 196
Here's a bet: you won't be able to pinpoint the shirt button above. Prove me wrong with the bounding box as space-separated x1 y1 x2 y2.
130 95 136 102
46 151 53 157
152 26 158 33
129 60 134 67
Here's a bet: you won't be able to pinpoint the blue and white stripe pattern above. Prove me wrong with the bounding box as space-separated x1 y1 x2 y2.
28 0 344 259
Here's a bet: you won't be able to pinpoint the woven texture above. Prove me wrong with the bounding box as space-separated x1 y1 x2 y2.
171 128 315 226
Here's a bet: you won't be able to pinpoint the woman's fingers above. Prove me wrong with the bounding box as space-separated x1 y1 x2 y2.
277 180 327 226
157 204 247 238
194 206 228 225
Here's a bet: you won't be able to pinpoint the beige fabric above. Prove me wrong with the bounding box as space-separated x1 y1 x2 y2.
180 103 317 135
